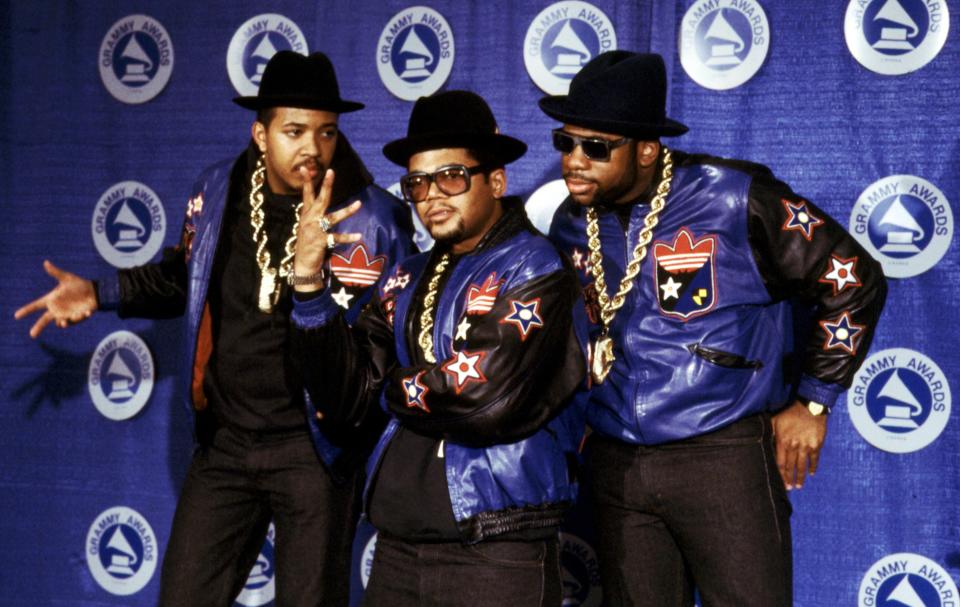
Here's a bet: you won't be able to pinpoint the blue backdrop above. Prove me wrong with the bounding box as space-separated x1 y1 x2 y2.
1 1 957 605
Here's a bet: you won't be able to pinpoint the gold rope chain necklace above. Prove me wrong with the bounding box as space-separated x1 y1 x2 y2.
249 155 304 313
417 252 452 364
586 147 673 383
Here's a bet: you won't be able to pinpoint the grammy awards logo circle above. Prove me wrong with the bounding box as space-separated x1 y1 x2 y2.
845 0 949 75
86 506 157 596
858 552 958 606
227 14 308 97
360 532 378 588
235 523 276 607
680 0 770 90
848 348 951 454
525 179 568 235
88 331 155 421
524 1 617 95
560 532 602 607
92 181 167 268
849 175 953 278
98 15 174 104
377 6 455 101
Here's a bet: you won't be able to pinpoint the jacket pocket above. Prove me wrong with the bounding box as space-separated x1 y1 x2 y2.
687 343 762 370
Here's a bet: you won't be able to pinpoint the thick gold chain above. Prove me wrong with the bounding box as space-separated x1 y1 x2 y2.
417 252 451 364
586 147 673 330
249 155 303 311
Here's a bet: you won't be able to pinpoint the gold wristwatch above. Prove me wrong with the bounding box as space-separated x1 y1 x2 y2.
800 397 830 416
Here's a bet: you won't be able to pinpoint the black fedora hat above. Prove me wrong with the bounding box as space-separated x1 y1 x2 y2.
539 51 687 139
233 51 364 113
383 90 527 166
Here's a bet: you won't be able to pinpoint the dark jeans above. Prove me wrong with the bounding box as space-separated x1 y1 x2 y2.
159 426 360 607
362 532 562 607
588 414 792 607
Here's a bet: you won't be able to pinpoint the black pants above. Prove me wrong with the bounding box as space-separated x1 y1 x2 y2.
588 414 793 607
159 426 360 607
362 532 563 607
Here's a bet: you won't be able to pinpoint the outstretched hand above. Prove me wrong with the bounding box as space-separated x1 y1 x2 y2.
14 260 97 338
771 400 828 490
292 167 362 291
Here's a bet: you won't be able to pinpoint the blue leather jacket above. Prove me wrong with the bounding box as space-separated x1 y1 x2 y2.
548 152 886 445
98 140 415 469
293 202 589 542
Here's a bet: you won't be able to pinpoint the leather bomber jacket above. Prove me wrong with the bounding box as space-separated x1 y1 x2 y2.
97 138 416 472
292 201 590 542
548 151 887 445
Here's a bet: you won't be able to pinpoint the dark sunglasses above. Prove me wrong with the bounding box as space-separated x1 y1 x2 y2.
399 163 491 203
552 129 631 161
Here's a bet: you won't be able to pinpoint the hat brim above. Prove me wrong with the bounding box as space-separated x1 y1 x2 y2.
233 94 365 114
383 132 527 167
539 96 688 139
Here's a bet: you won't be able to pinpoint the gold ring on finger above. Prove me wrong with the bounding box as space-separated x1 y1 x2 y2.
318 216 332 232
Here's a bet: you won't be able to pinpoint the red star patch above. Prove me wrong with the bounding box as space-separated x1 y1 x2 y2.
442 350 488 394
818 255 862 296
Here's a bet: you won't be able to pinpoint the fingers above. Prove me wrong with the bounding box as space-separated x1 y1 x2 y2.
324 200 362 227
302 167 334 216
43 259 66 280
30 311 54 339
14 297 46 320
808 448 820 478
331 232 363 247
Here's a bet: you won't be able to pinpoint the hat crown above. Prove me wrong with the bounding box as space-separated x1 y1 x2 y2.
258 51 341 101
407 90 498 139
537 51 687 139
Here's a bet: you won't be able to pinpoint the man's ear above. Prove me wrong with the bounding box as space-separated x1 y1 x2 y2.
489 168 507 199
252 121 267 154
637 141 661 168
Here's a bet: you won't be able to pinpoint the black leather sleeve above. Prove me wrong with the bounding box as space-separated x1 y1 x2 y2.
384 269 586 447
747 173 887 388
116 243 189 319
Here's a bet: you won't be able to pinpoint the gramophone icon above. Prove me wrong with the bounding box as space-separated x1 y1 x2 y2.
885 575 926 607
398 29 434 80
704 10 745 67
872 0 920 51
878 196 924 254
249 35 278 84
550 21 592 75
876 370 923 429
118 35 153 83
105 352 136 401
112 201 147 251
104 527 138 577
247 552 272 586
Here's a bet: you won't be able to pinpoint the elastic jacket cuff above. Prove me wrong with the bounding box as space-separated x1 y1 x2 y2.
291 291 340 328
95 274 121 311
797 375 844 408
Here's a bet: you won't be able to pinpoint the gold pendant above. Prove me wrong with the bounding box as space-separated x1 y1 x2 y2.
258 268 277 313
592 335 615 384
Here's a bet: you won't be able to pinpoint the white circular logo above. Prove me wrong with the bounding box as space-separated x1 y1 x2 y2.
560 532 602 607
388 182 434 252
86 506 158 596
849 175 953 278
88 331 155 421
98 15 173 104
227 14 308 97
377 6 455 101
859 552 958 606
525 179 569 234
360 532 378 588
235 523 276 607
848 348 951 453
845 0 950 75
92 181 167 268
524 2 617 95
680 0 770 90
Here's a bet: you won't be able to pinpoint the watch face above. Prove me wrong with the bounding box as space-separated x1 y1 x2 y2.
807 401 827 416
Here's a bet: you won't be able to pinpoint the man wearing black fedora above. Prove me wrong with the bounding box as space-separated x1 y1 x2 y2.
287 90 588 606
542 51 886 605
15 51 414 605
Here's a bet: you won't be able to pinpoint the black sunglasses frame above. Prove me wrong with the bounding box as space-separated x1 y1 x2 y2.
552 129 631 161
399 163 492 203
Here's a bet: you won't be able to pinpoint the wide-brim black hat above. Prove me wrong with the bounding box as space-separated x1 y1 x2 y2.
233 51 364 113
539 51 688 139
383 90 527 166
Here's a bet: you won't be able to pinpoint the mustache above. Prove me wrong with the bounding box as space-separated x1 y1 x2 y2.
563 172 595 183
294 158 322 172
